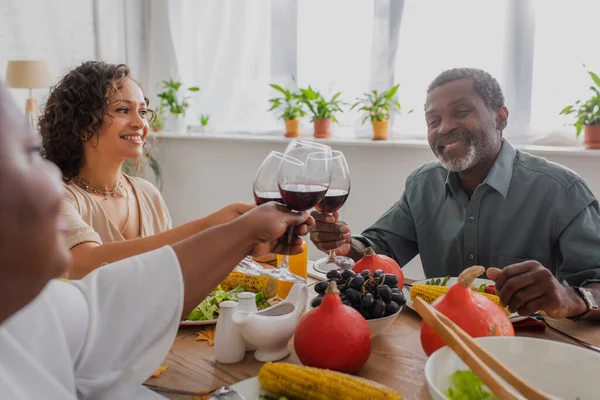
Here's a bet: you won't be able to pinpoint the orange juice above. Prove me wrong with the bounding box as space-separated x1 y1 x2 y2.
276 240 308 299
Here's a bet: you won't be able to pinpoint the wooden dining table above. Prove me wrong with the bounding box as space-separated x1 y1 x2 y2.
146 278 600 400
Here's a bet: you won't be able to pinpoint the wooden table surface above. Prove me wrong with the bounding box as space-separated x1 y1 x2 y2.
146 279 600 400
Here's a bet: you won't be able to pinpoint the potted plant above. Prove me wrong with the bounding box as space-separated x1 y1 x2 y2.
151 108 166 133
268 84 306 137
156 78 199 134
298 86 344 139
199 114 210 133
122 139 163 190
351 84 411 140
560 69 600 149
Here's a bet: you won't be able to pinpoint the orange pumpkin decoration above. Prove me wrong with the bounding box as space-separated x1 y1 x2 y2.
294 281 372 373
353 247 404 289
420 266 514 356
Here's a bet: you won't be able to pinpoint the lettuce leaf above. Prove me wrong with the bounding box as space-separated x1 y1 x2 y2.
446 370 497 400
185 285 246 321
255 291 271 310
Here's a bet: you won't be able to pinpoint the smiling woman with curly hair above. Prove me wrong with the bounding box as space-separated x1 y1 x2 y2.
40 61 253 279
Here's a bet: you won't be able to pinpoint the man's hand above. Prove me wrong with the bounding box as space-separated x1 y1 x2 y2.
486 261 588 319
309 210 352 256
236 203 314 257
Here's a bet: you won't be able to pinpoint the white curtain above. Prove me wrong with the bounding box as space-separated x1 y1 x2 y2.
501 0 536 144
368 0 405 136
160 0 272 132
1 0 96 108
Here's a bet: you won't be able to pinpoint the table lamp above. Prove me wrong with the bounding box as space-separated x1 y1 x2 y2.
5 60 53 128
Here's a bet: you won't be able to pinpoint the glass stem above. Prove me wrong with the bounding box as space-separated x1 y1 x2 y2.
278 226 296 269
328 249 336 262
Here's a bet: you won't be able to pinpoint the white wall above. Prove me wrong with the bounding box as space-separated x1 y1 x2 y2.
0 0 95 106
152 134 600 279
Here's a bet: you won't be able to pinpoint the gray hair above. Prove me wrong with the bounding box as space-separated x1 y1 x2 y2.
427 68 505 110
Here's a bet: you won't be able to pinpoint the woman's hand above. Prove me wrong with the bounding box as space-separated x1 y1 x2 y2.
216 202 256 224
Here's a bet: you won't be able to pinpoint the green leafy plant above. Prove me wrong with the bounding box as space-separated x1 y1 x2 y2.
559 69 600 137
151 111 166 132
267 84 306 121
351 84 412 124
156 78 199 117
298 86 344 122
200 114 210 126
121 139 163 190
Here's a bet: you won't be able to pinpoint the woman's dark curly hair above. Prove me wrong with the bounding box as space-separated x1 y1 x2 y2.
39 61 155 182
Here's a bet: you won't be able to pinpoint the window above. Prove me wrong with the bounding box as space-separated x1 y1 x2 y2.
297 0 374 131
1 0 95 107
392 0 508 137
530 0 600 137
160 0 597 143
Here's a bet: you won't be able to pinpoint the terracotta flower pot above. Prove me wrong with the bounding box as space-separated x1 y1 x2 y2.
372 120 389 140
313 118 331 139
285 119 300 138
584 125 600 149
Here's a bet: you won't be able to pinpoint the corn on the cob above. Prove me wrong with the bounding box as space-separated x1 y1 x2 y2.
410 284 508 313
258 362 402 400
219 270 277 297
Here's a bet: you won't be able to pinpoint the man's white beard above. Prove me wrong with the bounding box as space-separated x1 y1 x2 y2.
437 143 477 172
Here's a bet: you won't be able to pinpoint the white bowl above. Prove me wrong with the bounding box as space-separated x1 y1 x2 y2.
425 336 600 400
308 298 401 337
365 309 401 337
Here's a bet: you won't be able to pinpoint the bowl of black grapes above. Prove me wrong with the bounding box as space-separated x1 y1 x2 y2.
310 269 407 337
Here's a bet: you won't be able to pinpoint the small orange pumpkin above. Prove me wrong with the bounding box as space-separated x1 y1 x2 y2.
294 281 372 373
420 266 514 356
353 247 404 288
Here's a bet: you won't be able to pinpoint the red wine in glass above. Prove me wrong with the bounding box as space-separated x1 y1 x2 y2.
314 188 349 214
313 150 354 273
279 183 328 211
254 191 285 206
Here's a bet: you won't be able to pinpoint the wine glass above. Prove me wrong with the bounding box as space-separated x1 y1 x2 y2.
312 150 354 273
253 151 286 206
233 152 287 277
236 151 306 282
275 149 332 281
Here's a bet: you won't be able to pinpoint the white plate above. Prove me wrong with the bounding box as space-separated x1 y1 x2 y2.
179 319 217 326
230 376 273 398
402 277 526 322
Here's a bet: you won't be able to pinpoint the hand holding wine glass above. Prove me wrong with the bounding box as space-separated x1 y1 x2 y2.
248 150 316 282
234 151 290 277
239 202 314 258
275 141 332 280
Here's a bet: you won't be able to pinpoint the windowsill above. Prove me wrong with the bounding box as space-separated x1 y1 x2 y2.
156 130 600 158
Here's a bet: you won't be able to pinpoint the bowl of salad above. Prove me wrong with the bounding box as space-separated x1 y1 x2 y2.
425 336 600 399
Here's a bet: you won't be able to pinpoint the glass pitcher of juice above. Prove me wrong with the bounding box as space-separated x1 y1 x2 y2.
276 240 308 299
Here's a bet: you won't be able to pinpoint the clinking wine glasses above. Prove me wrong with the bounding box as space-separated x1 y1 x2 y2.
275 140 333 281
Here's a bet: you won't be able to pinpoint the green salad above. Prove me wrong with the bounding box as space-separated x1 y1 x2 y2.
446 370 497 400
425 276 489 293
185 285 271 321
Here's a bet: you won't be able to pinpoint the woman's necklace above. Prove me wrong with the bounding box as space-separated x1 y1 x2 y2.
74 175 124 200
75 175 130 235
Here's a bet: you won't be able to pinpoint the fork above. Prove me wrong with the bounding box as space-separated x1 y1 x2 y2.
529 314 600 354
